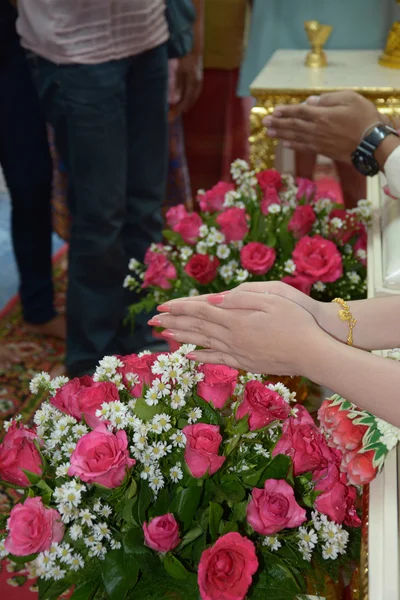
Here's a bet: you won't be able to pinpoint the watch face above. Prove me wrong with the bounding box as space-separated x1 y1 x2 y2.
352 148 380 177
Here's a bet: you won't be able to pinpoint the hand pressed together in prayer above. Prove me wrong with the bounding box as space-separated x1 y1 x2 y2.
148 283 325 377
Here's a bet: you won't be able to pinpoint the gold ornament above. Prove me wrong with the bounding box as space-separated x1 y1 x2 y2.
304 20 333 68
379 0 400 68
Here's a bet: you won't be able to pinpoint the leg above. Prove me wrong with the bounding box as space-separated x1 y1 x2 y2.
34 57 129 376
0 41 55 325
118 43 168 352
335 161 366 209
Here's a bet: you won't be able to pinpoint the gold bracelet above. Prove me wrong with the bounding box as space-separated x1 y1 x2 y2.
332 298 357 346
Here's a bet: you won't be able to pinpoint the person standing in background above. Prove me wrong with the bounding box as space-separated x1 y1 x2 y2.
183 0 252 196
16 1 173 378
239 0 398 207
0 0 65 371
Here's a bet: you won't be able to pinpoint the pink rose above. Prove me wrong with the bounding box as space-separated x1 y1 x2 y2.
52 377 120 429
288 205 316 238
216 208 249 243
68 424 135 488
240 242 276 275
0 422 43 487
236 381 290 431
273 406 340 477
318 401 342 430
281 275 312 296
345 450 377 486
5 497 64 556
173 212 203 245
144 243 166 266
197 364 238 409
293 236 343 283
329 209 363 244
198 532 258 600
314 466 359 525
296 177 317 202
256 169 283 192
184 254 220 285
247 479 306 535
199 182 235 213
183 424 226 478
143 254 177 290
260 185 281 215
166 204 188 228
329 415 367 452
143 513 180 553
117 352 159 395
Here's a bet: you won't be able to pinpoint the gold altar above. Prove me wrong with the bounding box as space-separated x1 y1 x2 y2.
250 50 400 171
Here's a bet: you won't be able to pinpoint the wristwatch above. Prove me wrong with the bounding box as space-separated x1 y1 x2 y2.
351 124 399 176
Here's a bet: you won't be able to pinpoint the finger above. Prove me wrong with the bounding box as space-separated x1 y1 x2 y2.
234 282 315 313
149 313 229 341
160 328 231 353
186 349 242 369
206 290 272 312
317 90 356 107
281 141 316 154
156 299 231 327
174 76 197 115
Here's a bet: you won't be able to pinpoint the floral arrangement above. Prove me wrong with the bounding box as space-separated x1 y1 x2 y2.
125 160 369 319
0 347 363 600
319 350 400 486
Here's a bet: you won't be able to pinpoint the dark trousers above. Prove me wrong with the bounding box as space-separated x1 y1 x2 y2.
0 40 54 324
32 44 168 376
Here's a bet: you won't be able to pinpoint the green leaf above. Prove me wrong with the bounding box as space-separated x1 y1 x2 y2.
101 549 139 600
38 578 71 600
217 474 246 502
162 229 183 245
171 486 203 531
234 415 249 435
133 568 199 600
122 497 137 524
163 553 190 580
22 469 42 485
123 528 149 555
193 394 222 425
127 479 138 499
225 434 241 456
242 466 265 487
138 481 153 525
70 581 98 600
149 487 171 519
231 500 248 523
209 502 224 542
177 525 204 553
259 454 292 486
134 397 160 421
219 521 239 535
8 552 38 564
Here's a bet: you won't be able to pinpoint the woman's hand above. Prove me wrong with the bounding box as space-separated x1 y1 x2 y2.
149 290 327 377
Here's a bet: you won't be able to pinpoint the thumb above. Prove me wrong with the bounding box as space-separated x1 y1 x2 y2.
316 91 356 108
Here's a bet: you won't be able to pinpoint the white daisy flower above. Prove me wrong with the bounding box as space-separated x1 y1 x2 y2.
235 269 249 283
320 521 340 543
70 554 85 571
170 463 184 483
347 271 361 285
299 546 313 562
153 413 172 432
189 289 200 297
220 265 233 282
110 540 122 550
29 372 51 395
145 387 160 406
149 469 165 492
79 509 96 527
93 523 111 541
313 281 326 293
356 248 367 261
298 527 318 550
99 505 112 518
216 244 231 259
283 259 296 274
268 203 281 214
48 565 66 581
199 225 209 238
322 543 339 561
153 378 171 397
262 536 281 552
196 241 208 254
254 444 270 459
133 431 148 450
330 217 343 229
55 463 70 478
69 524 83 541
170 431 187 448
187 407 202 424
151 441 171 459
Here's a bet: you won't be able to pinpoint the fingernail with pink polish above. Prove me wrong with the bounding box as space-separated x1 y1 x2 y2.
267 129 277 137
148 317 162 326
157 303 171 313
186 353 197 360
208 294 225 305
161 330 175 339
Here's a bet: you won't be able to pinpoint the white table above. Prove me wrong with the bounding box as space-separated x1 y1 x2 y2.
250 50 400 170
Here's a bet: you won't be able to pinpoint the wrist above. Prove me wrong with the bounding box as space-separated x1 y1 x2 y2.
298 329 333 381
316 302 349 344
375 135 400 171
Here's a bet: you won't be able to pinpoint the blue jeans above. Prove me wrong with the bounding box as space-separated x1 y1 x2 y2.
0 40 55 325
32 44 168 376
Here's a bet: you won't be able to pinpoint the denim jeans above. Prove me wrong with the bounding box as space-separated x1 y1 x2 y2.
0 40 55 325
32 44 168 376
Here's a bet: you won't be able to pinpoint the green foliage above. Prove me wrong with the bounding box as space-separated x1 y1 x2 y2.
171 486 203 531
101 550 139 600
209 502 224 542
163 553 190 580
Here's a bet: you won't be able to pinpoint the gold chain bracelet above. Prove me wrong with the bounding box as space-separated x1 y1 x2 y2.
332 298 357 346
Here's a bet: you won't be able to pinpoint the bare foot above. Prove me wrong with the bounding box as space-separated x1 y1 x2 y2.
0 346 19 371
25 314 67 340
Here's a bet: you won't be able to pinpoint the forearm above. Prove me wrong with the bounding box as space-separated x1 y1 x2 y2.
304 334 400 427
191 0 204 57
317 296 400 351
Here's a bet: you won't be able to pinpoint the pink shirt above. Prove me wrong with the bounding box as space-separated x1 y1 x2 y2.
16 0 168 64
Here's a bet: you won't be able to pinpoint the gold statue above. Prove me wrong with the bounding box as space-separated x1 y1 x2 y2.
380 1 400 68
304 20 333 68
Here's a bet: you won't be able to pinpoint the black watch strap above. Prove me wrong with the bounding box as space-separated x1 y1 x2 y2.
352 124 399 177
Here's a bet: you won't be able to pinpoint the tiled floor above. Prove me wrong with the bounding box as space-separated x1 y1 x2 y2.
0 190 63 310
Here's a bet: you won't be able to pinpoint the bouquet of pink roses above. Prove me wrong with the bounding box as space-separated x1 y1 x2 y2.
0 347 363 600
126 160 369 320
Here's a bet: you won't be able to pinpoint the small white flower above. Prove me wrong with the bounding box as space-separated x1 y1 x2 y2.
99 505 112 518
299 546 313 562
70 553 85 571
180 246 193 261
153 413 172 432
262 536 281 552
199 225 209 238
79 509 95 527
50 375 70 393
216 244 231 259
268 203 281 214
55 463 70 478
145 387 160 406
93 522 111 541
330 217 343 229
220 265 233 282
196 241 208 255
123 275 136 289
235 269 249 283
128 257 140 271
313 281 326 292
88 541 107 559
189 289 200 297
149 469 165 492
254 444 270 459
151 441 171 459
70 524 83 541
133 431 148 450
187 407 202 424
347 271 361 284
320 521 340 543
110 540 122 550
283 259 296 274
153 378 171 397
180 372 195 392
322 543 339 560
0 539 7 559
298 527 318 550
29 372 51 395
49 565 66 581
170 463 184 483
356 248 367 261
170 431 187 448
